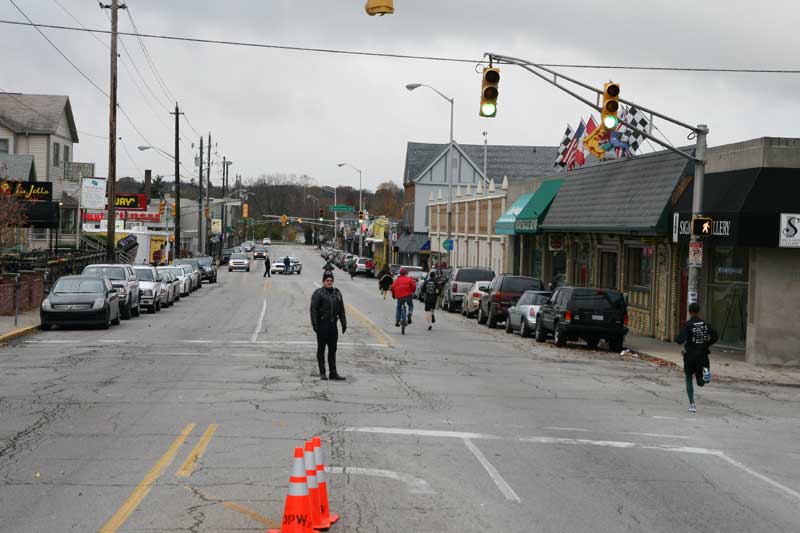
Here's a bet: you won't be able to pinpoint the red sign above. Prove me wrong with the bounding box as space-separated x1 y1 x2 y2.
549 234 564 251
83 211 161 223
115 193 147 211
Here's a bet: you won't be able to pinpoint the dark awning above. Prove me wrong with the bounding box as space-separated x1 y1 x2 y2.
397 233 430 253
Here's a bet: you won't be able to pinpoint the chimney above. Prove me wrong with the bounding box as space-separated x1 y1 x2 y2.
144 169 152 204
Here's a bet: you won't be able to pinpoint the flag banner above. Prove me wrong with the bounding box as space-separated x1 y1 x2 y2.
554 124 575 168
618 106 650 155
565 120 586 171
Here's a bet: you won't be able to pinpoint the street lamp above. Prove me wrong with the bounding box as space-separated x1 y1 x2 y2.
406 83 455 263
337 163 363 256
137 145 174 160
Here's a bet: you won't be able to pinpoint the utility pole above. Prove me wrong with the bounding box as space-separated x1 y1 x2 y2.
221 156 227 251
206 132 211 255
687 125 708 315
171 103 183 257
101 0 126 261
198 135 204 256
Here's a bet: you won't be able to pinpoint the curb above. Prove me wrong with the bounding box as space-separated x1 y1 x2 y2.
0 325 40 344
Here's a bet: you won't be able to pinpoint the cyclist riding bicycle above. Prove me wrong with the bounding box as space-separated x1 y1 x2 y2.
390 268 417 327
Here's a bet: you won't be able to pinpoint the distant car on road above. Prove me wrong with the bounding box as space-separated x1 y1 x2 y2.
229 252 251 272
174 259 204 289
253 245 268 260
441 267 495 312
178 264 198 291
221 248 234 265
271 256 301 275
159 266 191 297
196 256 218 283
461 280 491 318
82 263 141 319
40 275 121 330
262 237 272 245
505 290 552 337
477 274 544 328
156 268 180 305
133 265 165 313
354 257 375 277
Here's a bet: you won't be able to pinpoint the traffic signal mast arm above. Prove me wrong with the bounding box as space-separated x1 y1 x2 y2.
485 52 703 164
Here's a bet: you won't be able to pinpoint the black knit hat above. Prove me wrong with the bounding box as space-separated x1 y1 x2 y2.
323 272 334 282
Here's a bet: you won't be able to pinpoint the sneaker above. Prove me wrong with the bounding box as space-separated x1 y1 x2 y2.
703 367 712 383
320 373 328 380
329 374 346 381
688 403 697 412
407 317 412 325
428 325 432 331
395 321 400 327
432 314 436 323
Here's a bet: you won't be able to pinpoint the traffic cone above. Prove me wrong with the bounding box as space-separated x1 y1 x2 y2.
312 436 339 526
305 440 330 530
268 447 314 533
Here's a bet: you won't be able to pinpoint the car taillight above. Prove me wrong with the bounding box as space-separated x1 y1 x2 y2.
452 283 457 293
624 314 629 326
564 310 572 322
493 292 502 302
366 260 373 268
529 308 536 317
473 292 481 298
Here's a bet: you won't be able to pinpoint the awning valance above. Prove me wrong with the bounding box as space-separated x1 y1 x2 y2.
495 179 563 235
495 193 534 235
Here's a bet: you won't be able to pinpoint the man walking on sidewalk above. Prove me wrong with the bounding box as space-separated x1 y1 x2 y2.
675 302 718 412
310 273 347 381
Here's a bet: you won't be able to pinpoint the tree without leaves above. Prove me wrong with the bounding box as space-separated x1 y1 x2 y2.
0 196 27 250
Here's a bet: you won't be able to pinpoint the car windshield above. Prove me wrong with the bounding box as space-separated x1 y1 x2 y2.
572 289 624 310
254 246 266 252
530 293 551 305
231 253 248 259
456 269 495 283
162 268 182 276
197 257 213 266
501 277 543 292
52 278 104 294
84 266 126 280
134 269 155 281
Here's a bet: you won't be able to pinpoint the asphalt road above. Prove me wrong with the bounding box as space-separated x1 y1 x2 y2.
1 243 799 532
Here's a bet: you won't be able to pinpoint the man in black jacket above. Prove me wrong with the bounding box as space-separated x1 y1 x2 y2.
263 254 271 278
310 272 347 380
675 302 718 412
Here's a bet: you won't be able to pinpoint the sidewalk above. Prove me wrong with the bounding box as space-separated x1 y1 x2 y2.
0 309 41 343
625 333 800 387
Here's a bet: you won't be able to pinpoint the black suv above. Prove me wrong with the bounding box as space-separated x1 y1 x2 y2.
534 286 628 352
196 256 218 283
478 274 544 328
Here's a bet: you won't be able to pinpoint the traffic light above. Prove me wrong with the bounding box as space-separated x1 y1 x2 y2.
358 210 364 223
601 82 621 130
159 201 165 215
242 203 249 218
365 0 394 16
298 217 303 224
479 67 500 118
170 202 176 216
692 216 714 237
319 208 324 222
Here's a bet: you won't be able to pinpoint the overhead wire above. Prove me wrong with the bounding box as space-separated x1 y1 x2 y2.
1 17 799 74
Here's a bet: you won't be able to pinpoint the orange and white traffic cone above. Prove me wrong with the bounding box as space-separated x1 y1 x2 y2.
304 440 330 530
312 436 339 526
268 447 314 533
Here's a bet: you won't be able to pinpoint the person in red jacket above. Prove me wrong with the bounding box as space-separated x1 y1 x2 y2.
390 268 417 327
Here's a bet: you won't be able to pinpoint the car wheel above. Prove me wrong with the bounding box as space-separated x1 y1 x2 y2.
228 268 232 272
246 268 250 272
505 317 513 333
488 306 498 328
609 336 624 353
40 323 52 331
520 319 532 338
554 324 567 347
131 300 140 317
101 310 111 330
477 305 488 325
150 304 157 314
534 319 547 342
585 338 600 350
121 301 132 320
112 308 121 325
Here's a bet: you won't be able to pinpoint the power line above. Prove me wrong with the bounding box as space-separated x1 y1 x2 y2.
125 9 176 104
119 138 141 174
1 17 800 75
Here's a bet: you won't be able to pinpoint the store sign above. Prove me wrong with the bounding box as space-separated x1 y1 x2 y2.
549 234 564 251
81 177 107 210
83 211 161 222
115 193 147 211
515 218 539 233
0 179 53 202
689 241 703 268
211 218 222 233
779 213 800 248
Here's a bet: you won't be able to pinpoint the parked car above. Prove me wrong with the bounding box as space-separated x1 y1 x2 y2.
133 266 165 313
388 264 402 277
174 259 203 288
242 241 255 252
156 268 180 305
354 257 375 277
221 248 234 265
253 245 268 260
477 274 544 328
441 267 495 312
461 280 491 318
535 286 628 352
262 237 272 245
505 290 553 337
196 256 218 283
82 263 141 319
40 275 121 330
159 266 191 297
229 252 251 272
415 273 428 301
178 264 198 291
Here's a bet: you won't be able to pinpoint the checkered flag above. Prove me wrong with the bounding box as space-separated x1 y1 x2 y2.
553 124 575 169
618 106 650 154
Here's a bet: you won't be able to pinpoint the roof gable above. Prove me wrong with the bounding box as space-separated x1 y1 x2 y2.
0 153 37 181
0 93 79 142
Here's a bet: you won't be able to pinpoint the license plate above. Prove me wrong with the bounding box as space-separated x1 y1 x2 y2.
592 314 604 321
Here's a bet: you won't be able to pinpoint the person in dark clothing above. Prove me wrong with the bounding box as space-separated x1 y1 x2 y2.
263 255 271 278
675 302 718 412
421 270 440 331
377 264 392 299
310 273 347 380
283 256 291 275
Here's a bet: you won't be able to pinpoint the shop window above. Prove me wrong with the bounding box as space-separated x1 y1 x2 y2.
53 142 61 166
0 138 9 154
599 251 618 289
713 246 749 283
626 246 653 287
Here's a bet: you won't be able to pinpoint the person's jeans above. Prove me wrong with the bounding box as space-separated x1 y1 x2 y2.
395 296 414 322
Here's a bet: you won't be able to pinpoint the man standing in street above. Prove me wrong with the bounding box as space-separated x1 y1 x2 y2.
675 302 718 412
284 255 291 275
263 253 271 278
310 272 347 380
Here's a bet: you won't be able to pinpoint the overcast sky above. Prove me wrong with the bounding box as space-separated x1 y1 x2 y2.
2 0 799 190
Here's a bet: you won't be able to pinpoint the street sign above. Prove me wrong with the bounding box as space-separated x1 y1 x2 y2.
689 241 703 268
329 205 354 212
691 216 713 237
443 239 453 251
779 213 800 248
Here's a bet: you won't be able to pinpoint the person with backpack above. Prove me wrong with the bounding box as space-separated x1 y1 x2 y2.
675 302 718 412
421 269 440 331
377 264 393 299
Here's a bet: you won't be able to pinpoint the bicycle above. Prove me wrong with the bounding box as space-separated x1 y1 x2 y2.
398 297 410 335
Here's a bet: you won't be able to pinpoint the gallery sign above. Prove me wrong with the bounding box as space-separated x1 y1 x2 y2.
779 213 800 248
0 179 53 202
676 213 736 244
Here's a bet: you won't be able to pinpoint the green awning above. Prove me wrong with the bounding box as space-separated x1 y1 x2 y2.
495 193 535 235
494 179 563 235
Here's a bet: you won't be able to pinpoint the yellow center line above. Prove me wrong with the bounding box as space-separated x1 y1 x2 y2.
223 501 279 528
99 423 196 533
346 303 393 348
176 424 218 478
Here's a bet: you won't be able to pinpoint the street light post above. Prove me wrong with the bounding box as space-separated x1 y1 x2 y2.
406 83 455 264
321 185 337 244
337 163 363 255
